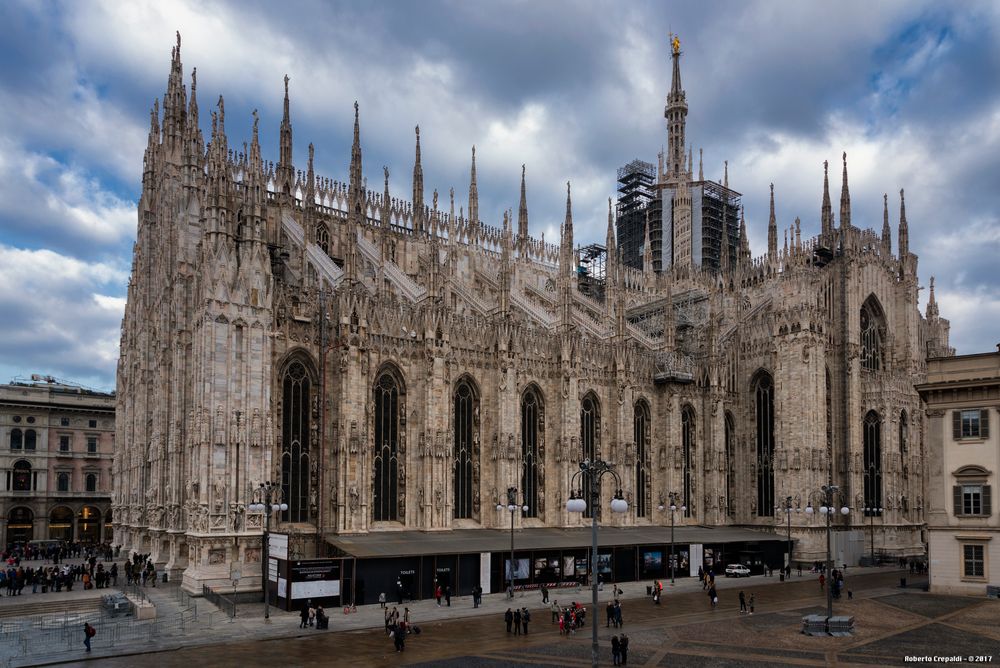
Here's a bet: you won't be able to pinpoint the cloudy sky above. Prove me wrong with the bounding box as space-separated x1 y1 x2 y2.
1 0 998 390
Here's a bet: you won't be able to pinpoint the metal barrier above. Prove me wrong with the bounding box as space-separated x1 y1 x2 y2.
202 585 236 619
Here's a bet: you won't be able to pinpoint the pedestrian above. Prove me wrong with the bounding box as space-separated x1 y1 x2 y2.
392 622 405 652
403 607 410 628
558 613 565 635
738 590 746 614
83 622 95 652
848 589 853 600
819 573 825 590
513 607 522 635
435 584 442 606
611 635 621 665
541 583 549 603
748 593 755 615
614 600 623 628
300 600 311 628
308 603 316 627
522 607 530 634
379 591 386 609
445 584 452 607
708 585 717 609
505 607 513 633
620 633 629 665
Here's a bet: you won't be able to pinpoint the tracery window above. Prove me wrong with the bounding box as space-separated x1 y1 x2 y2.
280 359 312 523
681 405 694 518
521 386 544 518
317 223 330 255
725 412 735 518
863 410 883 516
580 393 600 519
899 410 908 456
453 378 479 520
754 372 775 517
374 368 403 522
635 400 651 518
860 296 886 372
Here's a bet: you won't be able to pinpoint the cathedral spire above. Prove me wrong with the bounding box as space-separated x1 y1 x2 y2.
277 75 293 193
161 31 187 149
412 125 424 234
605 197 616 257
665 33 688 179
926 276 939 319
642 208 653 276
561 181 574 275
898 188 909 258
468 145 479 238
518 164 528 250
739 205 750 262
698 148 703 181
767 183 777 258
349 101 363 219
305 142 315 206
187 68 199 132
839 151 851 229
723 160 728 189
821 159 833 239
881 193 892 256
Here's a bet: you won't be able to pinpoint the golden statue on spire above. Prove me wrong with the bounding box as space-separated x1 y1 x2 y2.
672 34 680 55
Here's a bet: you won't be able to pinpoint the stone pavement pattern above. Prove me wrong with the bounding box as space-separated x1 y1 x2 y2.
35 568 1000 667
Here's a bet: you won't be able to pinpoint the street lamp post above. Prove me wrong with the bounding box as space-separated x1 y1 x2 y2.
660 492 685 584
248 482 288 621
779 496 794 573
805 484 849 627
863 505 882 565
496 487 528 597
567 459 628 668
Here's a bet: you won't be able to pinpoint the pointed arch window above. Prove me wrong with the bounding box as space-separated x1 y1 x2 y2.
280 359 312 523
725 412 735 518
580 393 601 519
825 368 833 476
317 223 330 256
521 387 543 518
453 378 479 520
899 410 908 456
754 372 775 517
860 297 886 372
681 405 694 518
635 400 651 518
863 410 883 516
374 369 403 522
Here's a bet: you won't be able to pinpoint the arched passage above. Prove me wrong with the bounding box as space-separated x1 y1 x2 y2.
49 506 74 541
77 506 102 543
6 506 34 544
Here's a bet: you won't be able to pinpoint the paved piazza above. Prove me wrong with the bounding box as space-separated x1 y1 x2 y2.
46 570 999 667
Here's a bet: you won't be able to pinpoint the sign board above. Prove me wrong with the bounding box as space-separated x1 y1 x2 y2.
293 579 341 599
278 577 287 598
268 558 278 583
689 544 703 578
269 533 288 559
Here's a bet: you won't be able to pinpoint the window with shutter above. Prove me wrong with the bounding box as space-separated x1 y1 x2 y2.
953 411 962 440
984 485 992 516
954 485 963 516
982 409 990 439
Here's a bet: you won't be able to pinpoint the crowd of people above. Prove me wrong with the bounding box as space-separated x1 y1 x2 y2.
1 543 123 596
383 605 418 652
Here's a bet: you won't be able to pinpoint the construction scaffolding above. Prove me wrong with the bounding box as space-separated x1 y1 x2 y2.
577 243 607 302
699 181 741 272
616 159 657 271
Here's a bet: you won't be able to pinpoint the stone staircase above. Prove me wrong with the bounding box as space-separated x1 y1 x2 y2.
0 597 102 620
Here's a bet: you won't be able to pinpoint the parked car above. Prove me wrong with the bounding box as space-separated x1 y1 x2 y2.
725 563 751 578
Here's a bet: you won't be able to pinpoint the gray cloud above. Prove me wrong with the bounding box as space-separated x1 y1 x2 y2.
0 0 997 389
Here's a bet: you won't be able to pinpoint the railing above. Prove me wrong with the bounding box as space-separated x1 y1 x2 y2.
202 585 236 619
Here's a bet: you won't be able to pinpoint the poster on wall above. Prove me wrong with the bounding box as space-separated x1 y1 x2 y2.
597 553 612 575
563 556 576 578
292 579 341 599
278 577 287 598
269 533 288 559
642 550 663 573
689 544 704 578
505 558 530 580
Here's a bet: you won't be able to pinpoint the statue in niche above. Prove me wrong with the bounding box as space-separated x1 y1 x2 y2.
348 486 359 514
213 477 226 510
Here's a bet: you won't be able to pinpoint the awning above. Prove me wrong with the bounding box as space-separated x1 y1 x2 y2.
325 525 783 559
